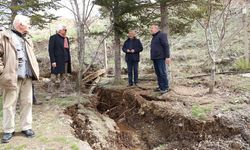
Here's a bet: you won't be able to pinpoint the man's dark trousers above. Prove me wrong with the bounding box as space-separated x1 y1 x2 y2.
127 61 138 85
153 58 169 91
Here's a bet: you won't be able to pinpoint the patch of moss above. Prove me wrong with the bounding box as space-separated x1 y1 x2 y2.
191 104 212 120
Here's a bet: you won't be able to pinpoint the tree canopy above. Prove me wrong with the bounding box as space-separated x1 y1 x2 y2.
0 0 60 28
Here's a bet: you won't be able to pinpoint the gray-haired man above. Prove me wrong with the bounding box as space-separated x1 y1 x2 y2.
0 15 39 143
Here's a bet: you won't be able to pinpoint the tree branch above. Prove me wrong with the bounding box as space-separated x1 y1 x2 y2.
82 25 114 76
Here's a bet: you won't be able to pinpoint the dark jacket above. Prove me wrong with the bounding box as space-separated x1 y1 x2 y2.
150 31 170 60
122 38 143 62
48 33 71 74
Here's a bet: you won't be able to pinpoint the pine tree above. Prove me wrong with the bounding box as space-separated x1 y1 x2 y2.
0 0 60 28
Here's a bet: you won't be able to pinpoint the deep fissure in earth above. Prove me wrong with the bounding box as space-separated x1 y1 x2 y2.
65 87 250 149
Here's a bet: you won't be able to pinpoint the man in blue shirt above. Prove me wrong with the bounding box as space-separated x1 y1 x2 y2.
150 24 171 94
122 30 143 86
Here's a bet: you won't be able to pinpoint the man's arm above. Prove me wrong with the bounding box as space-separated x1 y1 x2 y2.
134 39 143 53
0 33 5 74
122 40 131 53
48 36 56 67
159 33 170 58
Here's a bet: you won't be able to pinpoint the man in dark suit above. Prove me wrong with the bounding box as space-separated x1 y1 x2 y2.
122 30 143 86
48 24 71 96
150 24 171 94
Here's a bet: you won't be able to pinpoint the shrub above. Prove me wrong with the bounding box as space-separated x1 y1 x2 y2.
233 58 250 71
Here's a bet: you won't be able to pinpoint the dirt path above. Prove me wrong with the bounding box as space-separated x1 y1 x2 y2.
0 94 92 150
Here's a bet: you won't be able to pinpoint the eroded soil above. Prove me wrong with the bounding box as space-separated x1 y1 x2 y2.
1 74 249 150
65 75 250 150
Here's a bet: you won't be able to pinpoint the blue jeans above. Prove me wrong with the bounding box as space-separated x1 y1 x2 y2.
127 61 139 85
153 59 169 91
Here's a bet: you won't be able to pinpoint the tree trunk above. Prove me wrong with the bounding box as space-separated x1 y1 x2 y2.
114 29 121 81
160 0 171 86
209 60 216 93
73 0 86 95
242 2 249 62
10 0 18 24
207 26 216 94
104 39 108 71
113 0 121 82
76 23 86 93
160 0 169 34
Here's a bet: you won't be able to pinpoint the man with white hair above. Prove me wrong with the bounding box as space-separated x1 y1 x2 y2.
0 14 39 143
48 24 71 97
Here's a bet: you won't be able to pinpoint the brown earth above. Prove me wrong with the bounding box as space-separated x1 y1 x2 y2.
65 74 250 150
1 74 249 150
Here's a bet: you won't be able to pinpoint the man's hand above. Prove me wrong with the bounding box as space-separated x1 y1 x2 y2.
131 49 135 53
52 62 56 68
165 58 171 65
127 49 131 53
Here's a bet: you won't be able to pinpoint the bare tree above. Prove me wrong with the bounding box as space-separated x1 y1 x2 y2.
205 0 244 93
242 0 250 62
57 0 113 101
187 0 244 93
57 0 93 99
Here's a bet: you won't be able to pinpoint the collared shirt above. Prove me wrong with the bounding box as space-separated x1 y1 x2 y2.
11 30 33 78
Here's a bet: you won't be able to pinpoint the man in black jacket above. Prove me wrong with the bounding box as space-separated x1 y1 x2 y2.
122 30 143 86
48 24 71 96
150 24 171 94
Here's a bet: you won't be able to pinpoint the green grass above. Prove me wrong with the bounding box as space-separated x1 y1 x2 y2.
230 76 250 92
37 135 50 143
47 94 90 108
1 144 27 150
153 144 167 150
37 135 79 148
191 104 212 120
233 58 250 71
3 145 13 150
0 96 2 119
15 144 27 150
221 105 230 112
0 96 3 125
71 144 79 150
53 136 70 144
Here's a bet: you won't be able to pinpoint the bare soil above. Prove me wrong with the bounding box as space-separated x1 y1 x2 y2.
1 74 249 150
65 74 250 150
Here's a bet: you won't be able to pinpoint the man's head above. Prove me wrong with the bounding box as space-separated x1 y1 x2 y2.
128 30 136 39
57 24 67 37
150 24 160 34
13 15 31 34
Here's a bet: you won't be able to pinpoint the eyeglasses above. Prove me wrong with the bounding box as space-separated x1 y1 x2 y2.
20 23 31 29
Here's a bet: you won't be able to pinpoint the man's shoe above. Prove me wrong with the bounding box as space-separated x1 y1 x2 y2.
154 87 161 92
1 132 14 143
33 101 43 105
59 94 66 98
127 84 133 87
21 129 35 138
45 95 52 101
160 89 169 94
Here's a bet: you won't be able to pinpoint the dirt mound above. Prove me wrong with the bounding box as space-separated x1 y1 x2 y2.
65 103 138 150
